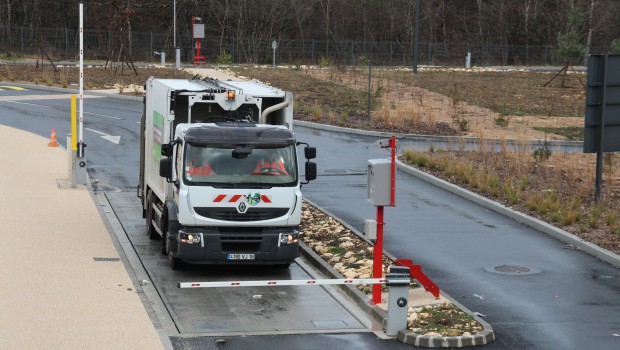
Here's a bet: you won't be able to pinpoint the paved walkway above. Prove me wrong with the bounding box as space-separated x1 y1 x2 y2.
0 125 165 349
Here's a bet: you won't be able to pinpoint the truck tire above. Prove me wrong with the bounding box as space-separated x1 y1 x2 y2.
146 192 159 240
165 219 183 270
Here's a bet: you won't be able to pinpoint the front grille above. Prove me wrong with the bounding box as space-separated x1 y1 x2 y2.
222 242 261 252
220 235 262 243
194 207 289 222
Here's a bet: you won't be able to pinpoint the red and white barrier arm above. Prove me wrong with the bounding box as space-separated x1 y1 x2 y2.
178 278 395 289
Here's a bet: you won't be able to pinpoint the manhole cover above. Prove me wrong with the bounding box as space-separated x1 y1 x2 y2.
484 265 541 275
495 265 530 273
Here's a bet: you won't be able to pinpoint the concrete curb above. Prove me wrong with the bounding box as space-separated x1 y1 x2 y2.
294 120 582 151
301 198 495 347
0 81 143 101
396 292 495 347
396 159 620 269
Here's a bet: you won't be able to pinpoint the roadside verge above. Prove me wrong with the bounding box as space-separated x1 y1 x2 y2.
300 198 495 347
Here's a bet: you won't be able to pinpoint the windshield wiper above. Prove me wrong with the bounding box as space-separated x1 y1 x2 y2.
210 183 236 188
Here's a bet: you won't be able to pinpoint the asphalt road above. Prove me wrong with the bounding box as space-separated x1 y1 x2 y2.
0 86 412 350
293 126 620 350
2 85 619 349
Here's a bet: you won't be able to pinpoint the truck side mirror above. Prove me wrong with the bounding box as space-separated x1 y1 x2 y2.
161 144 173 157
304 162 317 182
304 146 316 160
160 158 172 180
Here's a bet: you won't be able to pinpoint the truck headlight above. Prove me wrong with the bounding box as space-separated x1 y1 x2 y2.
180 232 201 244
279 232 299 246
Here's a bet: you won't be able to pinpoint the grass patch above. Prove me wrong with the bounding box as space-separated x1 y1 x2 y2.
410 303 479 337
384 70 585 118
231 68 377 116
532 126 583 141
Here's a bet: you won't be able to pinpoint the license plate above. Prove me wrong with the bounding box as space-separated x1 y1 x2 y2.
227 253 255 260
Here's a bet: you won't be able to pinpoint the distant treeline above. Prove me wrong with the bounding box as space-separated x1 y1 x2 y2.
1 0 618 65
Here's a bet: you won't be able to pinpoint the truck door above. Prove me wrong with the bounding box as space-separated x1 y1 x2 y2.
173 141 183 204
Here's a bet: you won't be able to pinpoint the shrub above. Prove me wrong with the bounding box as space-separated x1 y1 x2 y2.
403 149 428 168
374 80 384 98
216 51 233 65
504 182 521 204
589 203 604 228
533 141 552 162
319 56 330 67
605 210 618 227
453 114 469 132
560 209 581 225
494 115 510 128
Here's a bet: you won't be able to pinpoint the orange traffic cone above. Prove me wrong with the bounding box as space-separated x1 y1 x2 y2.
48 129 58 147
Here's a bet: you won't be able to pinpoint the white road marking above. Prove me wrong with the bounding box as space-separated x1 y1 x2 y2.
0 94 104 101
85 127 121 144
0 100 45 107
84 111 122 120
0 95 122 119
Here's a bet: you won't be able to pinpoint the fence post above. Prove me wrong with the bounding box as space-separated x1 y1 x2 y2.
231 36 235 63
21 27 25 57
428 42 432 65
351 40 355 66
65 27 68 58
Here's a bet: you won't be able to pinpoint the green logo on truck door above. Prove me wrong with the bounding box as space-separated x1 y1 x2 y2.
152 111 164 162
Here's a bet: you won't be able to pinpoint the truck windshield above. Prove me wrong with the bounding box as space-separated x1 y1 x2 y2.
183 143 298 187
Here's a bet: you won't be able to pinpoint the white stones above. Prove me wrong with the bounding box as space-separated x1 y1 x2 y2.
339 241 354 249
343 270 358 279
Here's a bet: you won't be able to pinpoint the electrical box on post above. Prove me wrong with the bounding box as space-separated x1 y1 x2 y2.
364 219 377 240
367 159 392 206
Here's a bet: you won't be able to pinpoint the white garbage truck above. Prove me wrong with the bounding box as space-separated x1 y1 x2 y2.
138 77 317 269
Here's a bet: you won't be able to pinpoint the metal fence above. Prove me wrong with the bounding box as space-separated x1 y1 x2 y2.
0 25 592 67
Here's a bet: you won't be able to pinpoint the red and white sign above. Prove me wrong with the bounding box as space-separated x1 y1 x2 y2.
213 194 272 203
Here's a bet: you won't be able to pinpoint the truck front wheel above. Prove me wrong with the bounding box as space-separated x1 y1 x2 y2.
164 219 183 270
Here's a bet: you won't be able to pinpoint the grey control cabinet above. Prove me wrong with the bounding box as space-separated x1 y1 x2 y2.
385 266 411 336
367 159 392 206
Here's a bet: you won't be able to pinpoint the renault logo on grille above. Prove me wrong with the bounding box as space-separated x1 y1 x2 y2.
237 201 248 213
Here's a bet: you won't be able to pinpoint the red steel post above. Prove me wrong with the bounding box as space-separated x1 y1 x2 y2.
372 205 384 304
390 136 396 207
